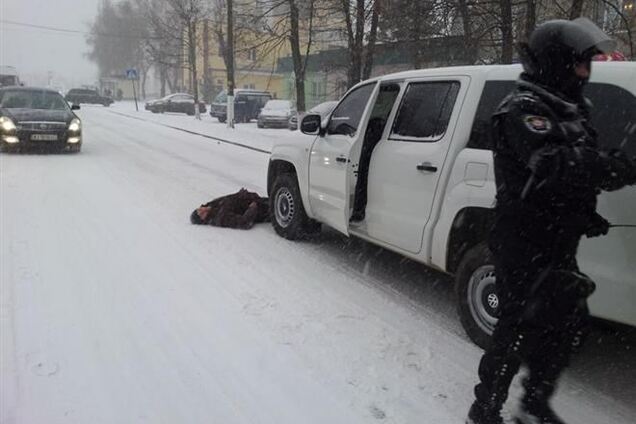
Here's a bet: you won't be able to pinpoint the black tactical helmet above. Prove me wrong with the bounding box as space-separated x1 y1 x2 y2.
518 18 616 97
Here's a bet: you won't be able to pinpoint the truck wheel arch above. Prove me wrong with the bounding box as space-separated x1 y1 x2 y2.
446 207 494 275
267 160 297 197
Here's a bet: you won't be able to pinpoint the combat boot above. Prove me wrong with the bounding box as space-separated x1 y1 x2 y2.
466 401 504 424
516 380 566 424
515 403 566 424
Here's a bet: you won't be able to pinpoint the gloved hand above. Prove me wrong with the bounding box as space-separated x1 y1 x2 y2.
585 212 610 238
528 146 562 179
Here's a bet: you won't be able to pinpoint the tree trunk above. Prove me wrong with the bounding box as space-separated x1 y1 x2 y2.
525 0 536 41
141 70 147 99
349 0 365 87
499 0 514 64
569 0 585 19
289 0 306 111
189 21 201 120
160 65 167 97
203 19 211 103
458 0 476 64
363 0 381 80
226 0 235 127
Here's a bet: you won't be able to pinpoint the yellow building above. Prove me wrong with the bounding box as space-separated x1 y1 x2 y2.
183 18 290 101
183 3 341 102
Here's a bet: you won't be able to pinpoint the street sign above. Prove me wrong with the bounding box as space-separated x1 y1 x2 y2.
126 68 139 111
126 68 138 80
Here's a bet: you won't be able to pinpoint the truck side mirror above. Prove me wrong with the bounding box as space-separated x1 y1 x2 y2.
71 104 80 110
301 114 322 135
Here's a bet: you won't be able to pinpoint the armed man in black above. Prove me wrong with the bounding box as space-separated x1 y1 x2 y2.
467 18 636 424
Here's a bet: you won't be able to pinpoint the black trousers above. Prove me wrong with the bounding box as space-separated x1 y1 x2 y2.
474 228 591 409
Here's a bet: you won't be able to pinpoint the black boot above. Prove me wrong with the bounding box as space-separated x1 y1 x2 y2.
515 404 566 424
466 401 504 424
516 379 566 424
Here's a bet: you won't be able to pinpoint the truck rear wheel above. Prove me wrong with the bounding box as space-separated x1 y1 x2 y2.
270 173 320 240
456 242 498 349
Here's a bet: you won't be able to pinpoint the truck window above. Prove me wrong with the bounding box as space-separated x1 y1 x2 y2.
468 81 636 157
390 81 460 141
327 83 375 136
584 83 636 158
468 80 516 150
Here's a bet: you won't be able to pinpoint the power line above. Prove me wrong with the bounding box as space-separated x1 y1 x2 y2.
0 19 158 40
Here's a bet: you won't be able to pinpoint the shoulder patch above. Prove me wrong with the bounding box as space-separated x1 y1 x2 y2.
523 115 552 133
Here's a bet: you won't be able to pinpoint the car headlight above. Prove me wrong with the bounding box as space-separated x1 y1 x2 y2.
68 118 81 132
0 116 17 133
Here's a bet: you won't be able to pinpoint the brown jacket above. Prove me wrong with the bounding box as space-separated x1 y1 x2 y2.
197 189 269 229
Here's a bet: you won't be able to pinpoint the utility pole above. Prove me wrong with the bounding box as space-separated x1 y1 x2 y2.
226 0 235 128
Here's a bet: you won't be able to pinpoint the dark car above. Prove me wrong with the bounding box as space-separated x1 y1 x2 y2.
210 89 272 123
288 100 338 130
145 93 206 115
65 88 113 107
0 86 82 153
257 100 296 128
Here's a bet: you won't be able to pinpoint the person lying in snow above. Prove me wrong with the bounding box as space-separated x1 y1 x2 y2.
190 188 270 229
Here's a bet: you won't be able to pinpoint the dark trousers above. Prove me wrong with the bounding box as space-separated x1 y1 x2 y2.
474 230 591 409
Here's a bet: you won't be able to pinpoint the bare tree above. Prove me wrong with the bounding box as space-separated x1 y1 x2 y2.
362 0 381 79
570 0 586 19
87 0 149 84
227 0 236 126
499 0 514 63
240 0 324 111
525 0 537 40
337 0 383 88
147 0 209 119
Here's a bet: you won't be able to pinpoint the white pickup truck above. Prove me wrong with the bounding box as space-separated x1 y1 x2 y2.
266 63 636 348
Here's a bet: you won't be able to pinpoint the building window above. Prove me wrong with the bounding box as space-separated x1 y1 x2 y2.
248 48 257 61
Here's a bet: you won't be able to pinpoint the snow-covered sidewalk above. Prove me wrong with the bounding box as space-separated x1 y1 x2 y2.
105 100 311 153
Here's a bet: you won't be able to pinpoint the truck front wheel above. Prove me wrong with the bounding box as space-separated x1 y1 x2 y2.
270 173 320 240
456 242 499 349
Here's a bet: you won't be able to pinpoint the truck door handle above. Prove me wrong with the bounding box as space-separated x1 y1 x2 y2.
416 162 437 172
336 156 348 163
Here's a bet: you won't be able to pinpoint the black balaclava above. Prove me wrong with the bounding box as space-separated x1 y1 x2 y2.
518 18 616 100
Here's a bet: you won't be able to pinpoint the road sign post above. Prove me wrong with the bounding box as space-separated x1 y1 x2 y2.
126 68 139 112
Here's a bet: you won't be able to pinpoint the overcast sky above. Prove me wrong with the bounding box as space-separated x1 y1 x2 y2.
1 0 101 88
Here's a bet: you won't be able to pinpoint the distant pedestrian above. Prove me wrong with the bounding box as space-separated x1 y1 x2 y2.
466 18 636 424
190 188 270 230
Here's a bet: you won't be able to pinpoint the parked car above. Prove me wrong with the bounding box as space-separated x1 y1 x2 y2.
1 86 82 153
209 89 272 123
288 101 338 130
257 100 296 128
65 88 113 106
266 62 636 349
145 93 206 115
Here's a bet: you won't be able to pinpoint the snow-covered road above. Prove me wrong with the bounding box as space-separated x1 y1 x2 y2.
1 104 635 424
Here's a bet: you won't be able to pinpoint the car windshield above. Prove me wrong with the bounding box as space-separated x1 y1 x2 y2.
214 91 227 103
0 89 69 110
264 100 291 110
